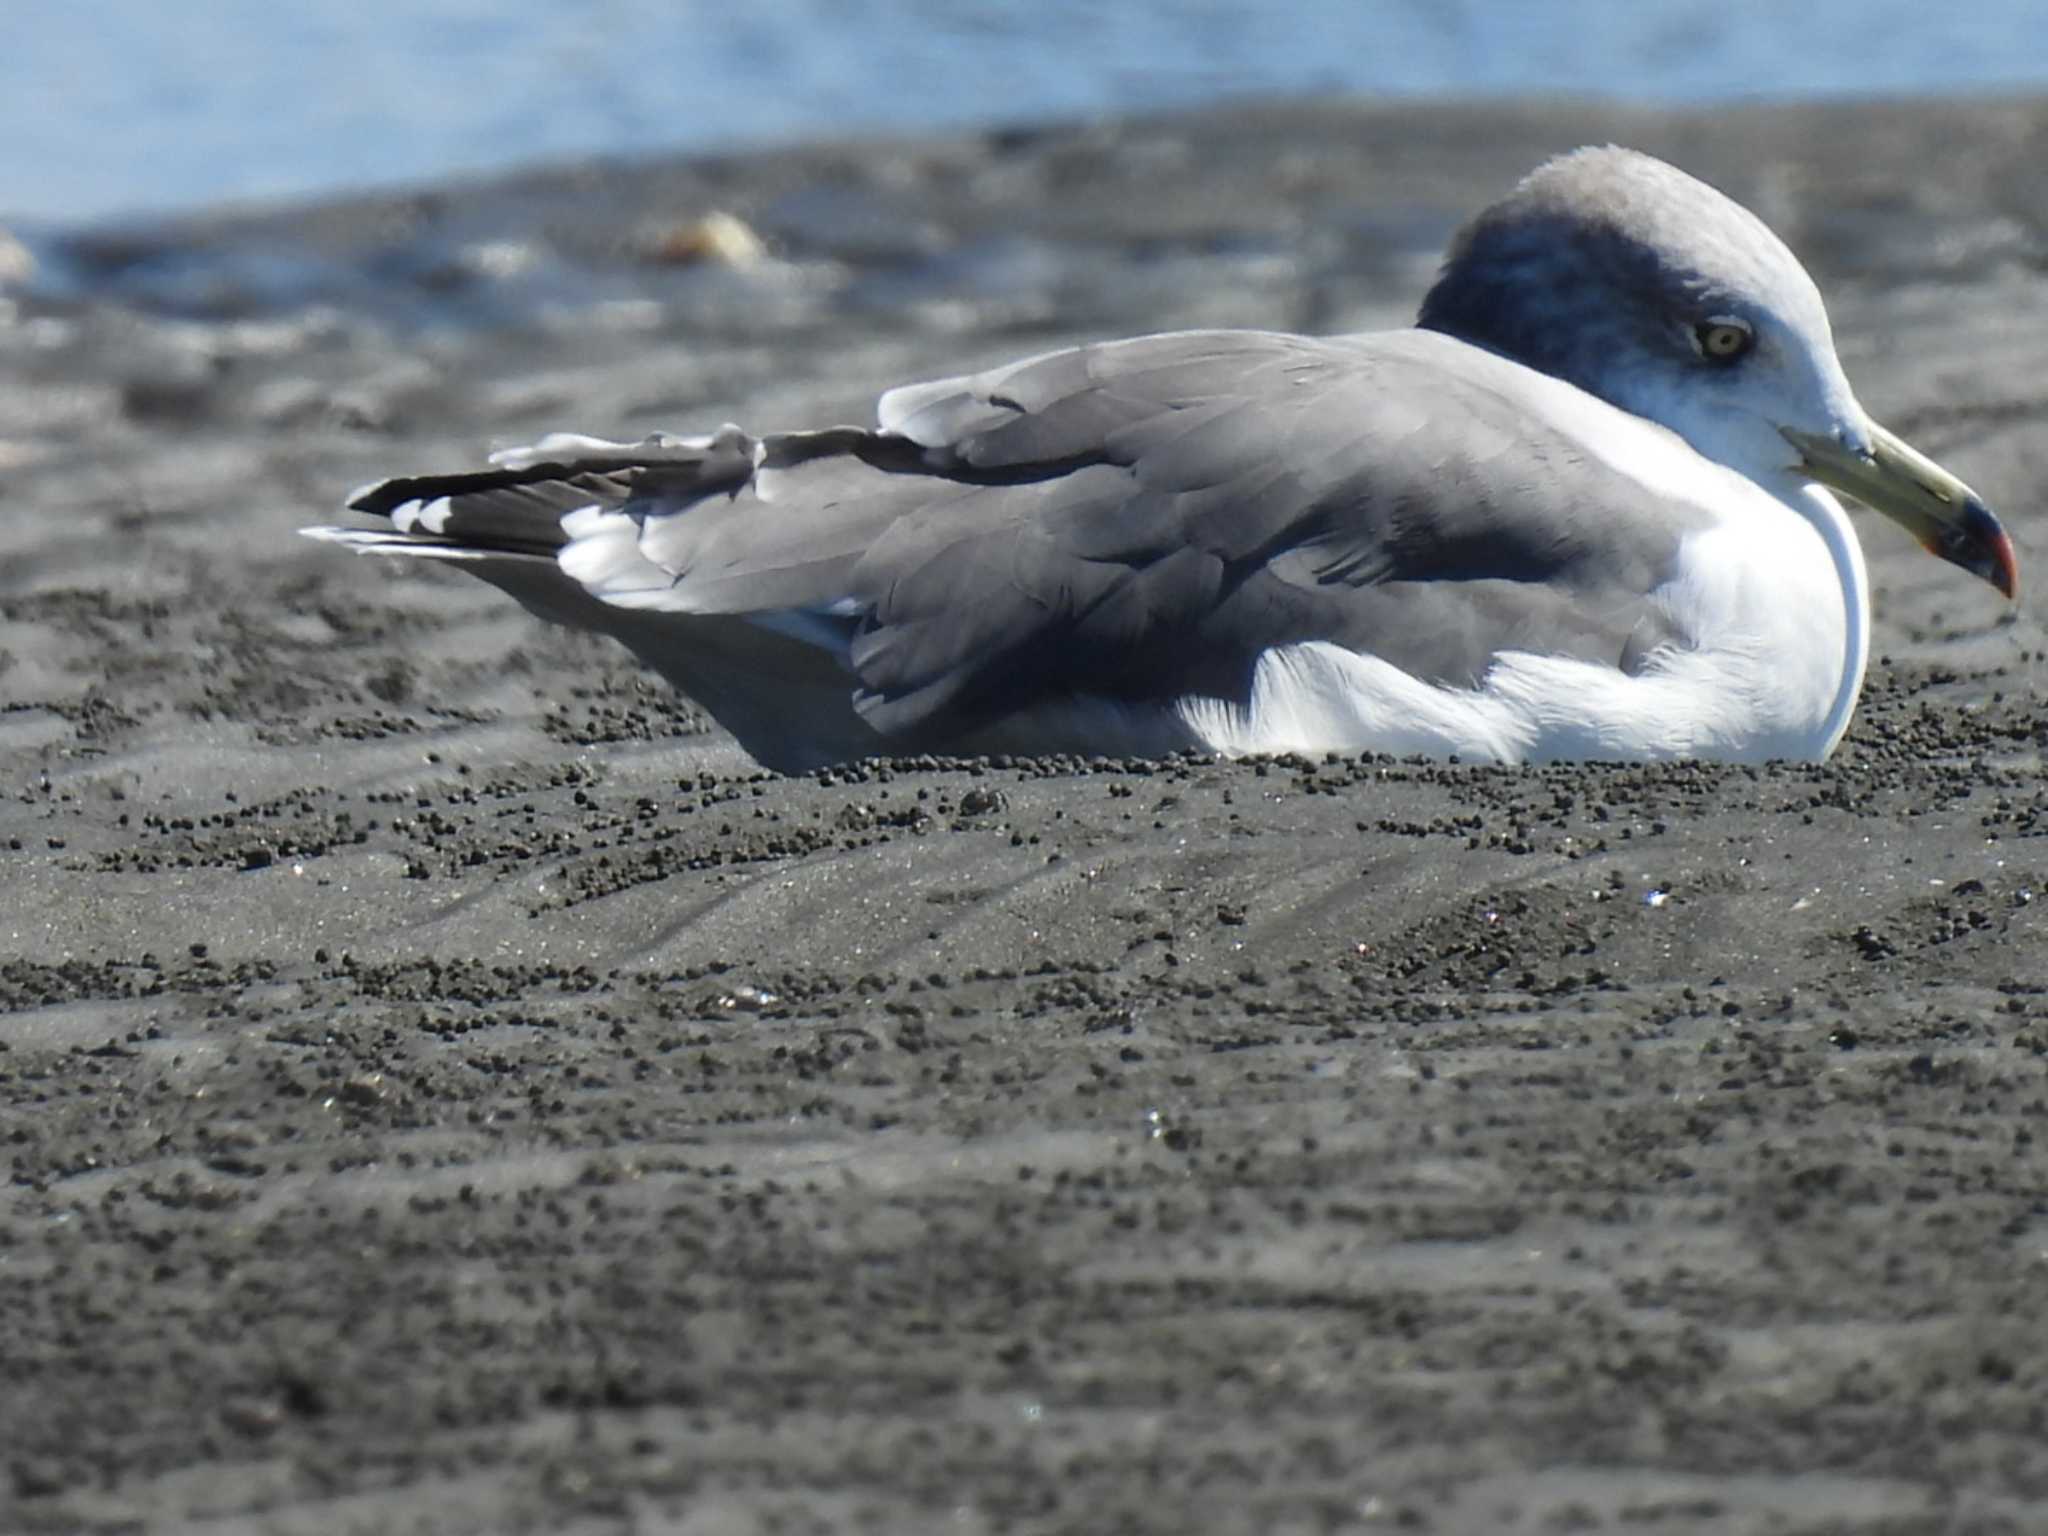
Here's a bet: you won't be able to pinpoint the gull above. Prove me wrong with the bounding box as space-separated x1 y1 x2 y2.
305 146 2016 773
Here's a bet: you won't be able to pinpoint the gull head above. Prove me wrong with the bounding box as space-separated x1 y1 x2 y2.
1418 145 2015 598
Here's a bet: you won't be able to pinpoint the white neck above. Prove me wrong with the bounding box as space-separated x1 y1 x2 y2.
1798 483 1871 757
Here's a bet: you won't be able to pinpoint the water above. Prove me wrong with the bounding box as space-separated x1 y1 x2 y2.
5 2 2045 226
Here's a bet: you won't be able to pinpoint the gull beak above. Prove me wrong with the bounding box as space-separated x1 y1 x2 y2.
1783 421 2018 599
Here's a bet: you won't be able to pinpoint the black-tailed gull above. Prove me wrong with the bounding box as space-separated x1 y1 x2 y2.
305 146 2017 772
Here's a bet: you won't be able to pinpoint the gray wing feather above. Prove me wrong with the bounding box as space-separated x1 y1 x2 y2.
840 331 1702 731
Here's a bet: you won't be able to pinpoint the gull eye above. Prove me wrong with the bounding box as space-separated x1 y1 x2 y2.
1693 317 1754 363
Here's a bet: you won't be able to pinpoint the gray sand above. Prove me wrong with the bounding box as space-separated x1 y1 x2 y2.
3 97 2047 1534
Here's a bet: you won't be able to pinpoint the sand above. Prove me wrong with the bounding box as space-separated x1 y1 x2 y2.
3 96 2047 1534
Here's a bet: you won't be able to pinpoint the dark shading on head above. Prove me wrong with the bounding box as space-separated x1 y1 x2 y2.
1416 147 1817 413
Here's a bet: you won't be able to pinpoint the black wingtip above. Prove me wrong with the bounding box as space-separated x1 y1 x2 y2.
344 477 401 515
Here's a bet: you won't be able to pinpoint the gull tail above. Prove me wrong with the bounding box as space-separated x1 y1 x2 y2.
303 430 891 772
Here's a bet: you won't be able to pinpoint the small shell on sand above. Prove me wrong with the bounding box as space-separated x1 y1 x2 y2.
637 210 769 268
0 226 34 288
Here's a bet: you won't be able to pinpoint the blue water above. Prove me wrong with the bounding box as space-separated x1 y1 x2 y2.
7 2 2044 224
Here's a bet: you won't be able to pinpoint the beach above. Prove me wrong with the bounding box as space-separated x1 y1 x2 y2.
3 97 2046 1533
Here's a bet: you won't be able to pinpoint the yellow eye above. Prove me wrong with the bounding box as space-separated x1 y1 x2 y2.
1694 319 1753 362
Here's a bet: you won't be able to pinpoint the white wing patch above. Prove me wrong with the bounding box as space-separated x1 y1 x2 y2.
488 433 639 471
555 501 861 654
389 495 454 535
556 506 679 607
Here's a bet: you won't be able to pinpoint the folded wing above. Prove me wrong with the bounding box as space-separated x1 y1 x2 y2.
313 328 1709 765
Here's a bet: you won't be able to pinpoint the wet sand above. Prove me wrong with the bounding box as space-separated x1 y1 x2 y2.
3 97 2047 1534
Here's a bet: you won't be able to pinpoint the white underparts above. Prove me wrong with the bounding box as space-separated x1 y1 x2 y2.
1177 636 1811 764
1179 485 1863 765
